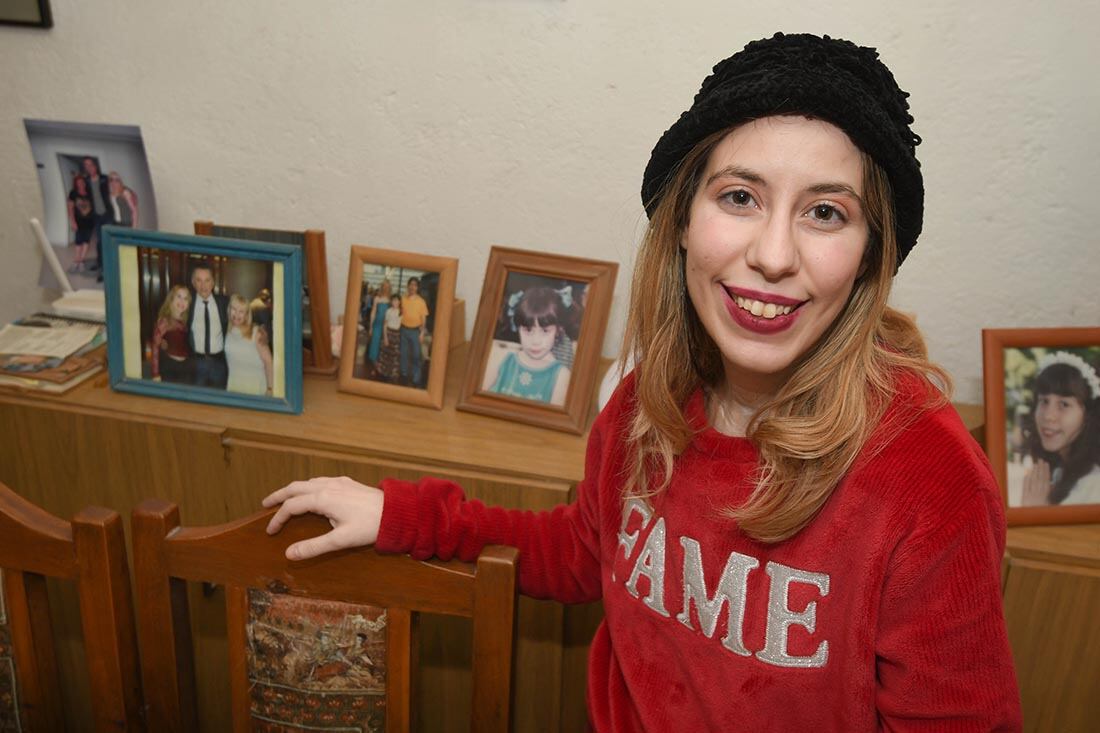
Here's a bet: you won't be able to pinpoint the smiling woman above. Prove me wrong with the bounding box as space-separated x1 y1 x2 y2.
264 33 1021 731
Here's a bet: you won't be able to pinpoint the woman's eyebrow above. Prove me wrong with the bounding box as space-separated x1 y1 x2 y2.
706 165 764 187
808 182 862 201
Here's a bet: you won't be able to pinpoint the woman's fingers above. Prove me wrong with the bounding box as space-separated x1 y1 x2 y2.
262 477 337 508
285 525 355 561
265 491 325 534
263 477 384 560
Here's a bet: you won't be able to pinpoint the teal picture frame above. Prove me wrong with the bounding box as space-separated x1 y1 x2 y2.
102 227 303 414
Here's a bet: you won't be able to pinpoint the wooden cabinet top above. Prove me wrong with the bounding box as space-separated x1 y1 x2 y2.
1007 524 1100 570
0 343 592 486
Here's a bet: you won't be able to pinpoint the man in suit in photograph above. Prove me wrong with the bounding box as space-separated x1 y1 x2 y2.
81 157 112 280
187 261 230 389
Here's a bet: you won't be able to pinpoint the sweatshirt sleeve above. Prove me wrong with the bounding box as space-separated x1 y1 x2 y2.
875 484 1022 731
373 406 613 604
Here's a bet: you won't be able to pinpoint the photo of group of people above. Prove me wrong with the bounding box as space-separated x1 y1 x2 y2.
25 119 157 290
479 272 587 407
1003 346 1100 508
136 250 279 397
353 264 439 389
66 157 140 279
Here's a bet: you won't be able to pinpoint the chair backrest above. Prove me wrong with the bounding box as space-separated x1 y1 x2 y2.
0 481 143 731
131 499 518 733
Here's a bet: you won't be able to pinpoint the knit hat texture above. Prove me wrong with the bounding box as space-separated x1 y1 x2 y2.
641 32 924 267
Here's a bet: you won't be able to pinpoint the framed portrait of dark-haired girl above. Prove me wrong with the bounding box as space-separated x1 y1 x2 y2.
983 327 1100 526
102 227 303 414
338 245 457 409
458 246 617 434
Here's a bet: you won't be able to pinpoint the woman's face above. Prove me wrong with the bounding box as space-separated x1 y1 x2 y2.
230 302 248 327
519 321 558 361
108 174 122 194
171 289 190 318
1035 393 1086 457
682 115 869 396
74 177 88 195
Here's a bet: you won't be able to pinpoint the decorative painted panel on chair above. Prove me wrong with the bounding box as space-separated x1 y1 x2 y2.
247 588 388 732
0 572 23 733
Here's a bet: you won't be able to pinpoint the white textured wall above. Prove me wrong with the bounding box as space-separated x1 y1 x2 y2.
2 0 1097 403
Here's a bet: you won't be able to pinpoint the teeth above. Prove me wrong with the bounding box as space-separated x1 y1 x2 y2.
734 296 794 320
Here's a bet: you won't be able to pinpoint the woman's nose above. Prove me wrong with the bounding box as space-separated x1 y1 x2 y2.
744 215 799 280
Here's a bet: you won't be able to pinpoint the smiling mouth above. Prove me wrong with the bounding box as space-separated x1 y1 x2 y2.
732 295 799 320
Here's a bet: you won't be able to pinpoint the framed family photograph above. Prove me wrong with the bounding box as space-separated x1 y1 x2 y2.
982 327 1100 526
457 246 617 434
102 227 303 414
195 221 335 375
338 246 457 409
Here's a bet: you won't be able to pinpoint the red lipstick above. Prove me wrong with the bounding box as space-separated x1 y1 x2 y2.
721 287 802 335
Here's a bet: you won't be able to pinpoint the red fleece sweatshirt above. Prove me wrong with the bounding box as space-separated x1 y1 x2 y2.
377 374 1022 732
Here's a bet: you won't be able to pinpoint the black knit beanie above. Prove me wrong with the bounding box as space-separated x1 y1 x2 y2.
641 32 923 268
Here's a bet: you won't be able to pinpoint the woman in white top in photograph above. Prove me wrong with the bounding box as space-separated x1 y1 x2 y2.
225 293 273 395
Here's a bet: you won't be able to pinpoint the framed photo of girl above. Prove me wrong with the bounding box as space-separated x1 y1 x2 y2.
982 327 1100 526
457 246 617 434
338 245 457 409
102 227 304 414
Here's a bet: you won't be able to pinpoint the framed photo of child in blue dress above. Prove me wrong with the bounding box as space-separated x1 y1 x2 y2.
458 246 617 434
983 327 1100 526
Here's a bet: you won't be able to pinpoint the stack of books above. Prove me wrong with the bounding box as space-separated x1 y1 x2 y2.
0 313 107 394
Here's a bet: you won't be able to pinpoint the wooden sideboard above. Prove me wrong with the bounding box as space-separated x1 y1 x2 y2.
1003 523 1100 732
0 341 602 732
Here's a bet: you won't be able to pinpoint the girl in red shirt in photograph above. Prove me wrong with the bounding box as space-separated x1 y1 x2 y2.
264 33 1021 731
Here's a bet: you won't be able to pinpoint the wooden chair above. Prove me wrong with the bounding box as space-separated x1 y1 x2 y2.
0 481 143 731
132 499 518 732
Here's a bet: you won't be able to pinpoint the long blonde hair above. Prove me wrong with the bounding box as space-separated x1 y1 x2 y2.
157 285 191 324
623 125 950 543
229 294 255 339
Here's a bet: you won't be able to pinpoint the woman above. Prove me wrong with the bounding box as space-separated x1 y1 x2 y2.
366 279 393 367
264 34 1020 730
225 294 274 395
151 285 193 384
107 171 139 228
67 175 96 271
1021 352 1100 505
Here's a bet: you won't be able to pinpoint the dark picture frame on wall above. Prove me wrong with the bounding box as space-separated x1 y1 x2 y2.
194 221 335 375
338 245 458 410
0 0 52 28
457 246 617 434
982 326 1100 526
102 227 303 414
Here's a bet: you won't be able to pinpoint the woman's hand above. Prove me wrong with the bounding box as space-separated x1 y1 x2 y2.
1021 459 1053 506
263 476 384 560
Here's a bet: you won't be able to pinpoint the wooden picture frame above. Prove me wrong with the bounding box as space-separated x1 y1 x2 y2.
338 245 458 410
103 227 303 414
0 0 51 27
195 221 335 375
982 327 1100 526
457 246 617 434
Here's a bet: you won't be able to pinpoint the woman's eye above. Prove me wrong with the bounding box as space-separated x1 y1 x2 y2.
810 203 845 223
721 189 754 207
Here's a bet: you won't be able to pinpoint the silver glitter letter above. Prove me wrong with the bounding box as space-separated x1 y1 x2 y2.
624 516 670 617
617 498 652 562
757 562 830 668
677 538 758 656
